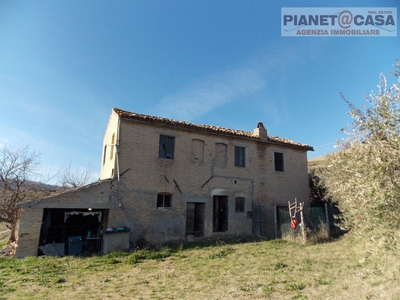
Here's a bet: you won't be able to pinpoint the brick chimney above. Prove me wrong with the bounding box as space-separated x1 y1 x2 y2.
253 122 268 140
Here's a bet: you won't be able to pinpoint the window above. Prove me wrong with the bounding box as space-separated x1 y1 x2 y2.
235 146 246 167
157 193 171 208
274 152 284 171
103 145 107 165
235 197 245 212
110 133 115 160
159 135 175 159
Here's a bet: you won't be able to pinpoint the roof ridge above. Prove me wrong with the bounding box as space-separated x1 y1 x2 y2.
114 107 256 136
113 108 313 151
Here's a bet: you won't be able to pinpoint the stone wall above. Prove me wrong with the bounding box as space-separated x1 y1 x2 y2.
102 115 310 244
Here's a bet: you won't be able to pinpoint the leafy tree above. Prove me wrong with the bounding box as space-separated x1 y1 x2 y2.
322 60 400 250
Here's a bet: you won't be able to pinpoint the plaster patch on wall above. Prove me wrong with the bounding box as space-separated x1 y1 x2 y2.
211 188 229 196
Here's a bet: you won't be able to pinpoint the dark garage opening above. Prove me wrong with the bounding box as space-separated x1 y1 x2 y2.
39 208 108 256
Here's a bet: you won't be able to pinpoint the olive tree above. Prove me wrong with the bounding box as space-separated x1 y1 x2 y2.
322 60 400 250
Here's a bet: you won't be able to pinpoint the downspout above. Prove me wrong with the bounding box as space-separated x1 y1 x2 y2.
116 118 121 207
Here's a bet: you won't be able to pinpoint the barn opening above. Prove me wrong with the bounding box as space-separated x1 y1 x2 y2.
38 208 108 256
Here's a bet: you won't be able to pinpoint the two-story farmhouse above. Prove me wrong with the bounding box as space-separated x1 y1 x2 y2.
15 108 313 257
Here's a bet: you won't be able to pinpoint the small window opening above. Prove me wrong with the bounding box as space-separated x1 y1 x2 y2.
110 133 115 160
274 152 284 171
235 197 245 212
103 145 107 165
157 193 172 208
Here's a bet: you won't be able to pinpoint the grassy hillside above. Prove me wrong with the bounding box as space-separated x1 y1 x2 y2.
1 235 399 299
308 154 328 168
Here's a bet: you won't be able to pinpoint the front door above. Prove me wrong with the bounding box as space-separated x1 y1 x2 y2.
186 202 205 237
213 196 228 232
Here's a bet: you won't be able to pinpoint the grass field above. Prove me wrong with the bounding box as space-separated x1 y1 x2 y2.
1 231 399 300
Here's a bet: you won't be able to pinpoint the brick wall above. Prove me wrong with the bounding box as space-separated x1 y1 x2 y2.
15 208 43 258
101 114 310 244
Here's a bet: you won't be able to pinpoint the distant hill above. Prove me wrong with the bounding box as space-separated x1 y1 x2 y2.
0 179 61 192
308 154 328 167
24 180 61 191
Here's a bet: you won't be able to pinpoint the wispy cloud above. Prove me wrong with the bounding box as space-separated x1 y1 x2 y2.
148 39 311 123
150 56 270 121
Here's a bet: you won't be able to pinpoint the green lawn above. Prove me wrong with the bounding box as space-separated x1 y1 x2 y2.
1 234 399 299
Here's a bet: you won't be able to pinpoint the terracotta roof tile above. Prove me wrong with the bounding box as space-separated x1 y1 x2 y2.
114 108 313 151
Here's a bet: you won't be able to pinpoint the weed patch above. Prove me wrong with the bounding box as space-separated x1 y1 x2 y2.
314 277 330 286
208 247 234 259
127 247 172 265
274 261 288 269
285 282 306 291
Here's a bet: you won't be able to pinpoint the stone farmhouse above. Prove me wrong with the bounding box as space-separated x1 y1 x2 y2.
15 108 313 257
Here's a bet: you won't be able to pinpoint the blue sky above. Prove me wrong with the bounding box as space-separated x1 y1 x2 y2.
0 0 399 183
